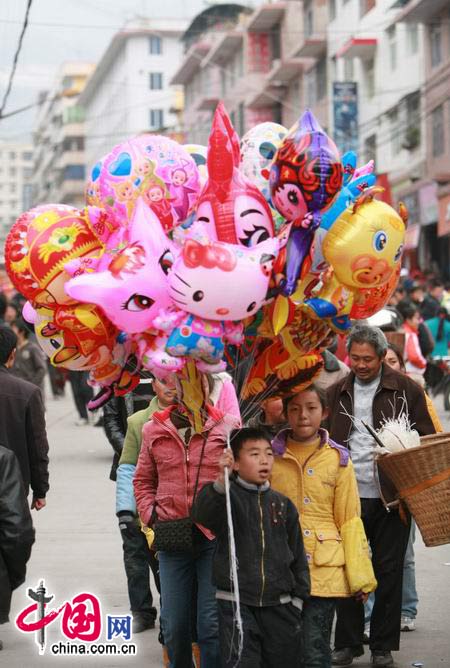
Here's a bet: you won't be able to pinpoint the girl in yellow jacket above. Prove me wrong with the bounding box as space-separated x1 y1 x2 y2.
271 384 376 668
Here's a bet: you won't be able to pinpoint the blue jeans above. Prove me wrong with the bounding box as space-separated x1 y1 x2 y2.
365 520 418 622
158 530 219 668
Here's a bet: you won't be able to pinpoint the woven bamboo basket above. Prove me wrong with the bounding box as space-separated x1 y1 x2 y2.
377 433 450 547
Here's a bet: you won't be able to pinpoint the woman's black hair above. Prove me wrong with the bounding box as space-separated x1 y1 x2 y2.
386 342 406 372
436 307 449 342
282 383 328 414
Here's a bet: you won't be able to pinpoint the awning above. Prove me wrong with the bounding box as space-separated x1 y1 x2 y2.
336 37 377 60
295 37 327 59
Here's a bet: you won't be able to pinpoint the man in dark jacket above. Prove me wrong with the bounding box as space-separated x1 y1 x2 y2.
0 326 49 508
327 325 436 668
0 445 35 649
192 427 310 668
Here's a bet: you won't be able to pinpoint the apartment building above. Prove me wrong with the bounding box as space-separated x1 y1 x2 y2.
172 2 328 144
0 143 33 250
33 62 95 210
78 19 186 172
391 0 450 273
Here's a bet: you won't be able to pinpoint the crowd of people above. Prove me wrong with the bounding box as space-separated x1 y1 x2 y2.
0 271 449 667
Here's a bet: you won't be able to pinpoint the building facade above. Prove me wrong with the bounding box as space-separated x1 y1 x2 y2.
33 62 95 210
391 0 450 275
78 19 186 173
171 2 328 144
0 143 33 250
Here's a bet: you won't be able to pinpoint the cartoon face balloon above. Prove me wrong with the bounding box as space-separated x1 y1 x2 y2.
270 110 343 223
193 103 275 247
5 205 105 307
90 135 201 229
65 200 174 334
168 236 279 321
302 196 406 333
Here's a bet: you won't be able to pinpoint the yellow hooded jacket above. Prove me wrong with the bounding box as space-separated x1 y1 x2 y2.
271 428 377 598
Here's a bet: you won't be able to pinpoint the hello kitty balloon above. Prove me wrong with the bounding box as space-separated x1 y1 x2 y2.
152 235 279 372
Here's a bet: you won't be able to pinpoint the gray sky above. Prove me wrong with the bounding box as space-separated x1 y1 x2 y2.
0 0 212 141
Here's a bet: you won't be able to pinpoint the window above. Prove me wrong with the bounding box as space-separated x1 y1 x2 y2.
22 151 32 161
364 134 377 164
63 165 85 180
10 183 16 193
62 136 84 151
23 167 33 179
430 21 442 68
431 105 444 157
360 0 376 18
9 167 16 177
149 109 164 129
9 151 16 160
406 23 418 55
149 35 162 55
404 91 421 150
364 58 375 98
387 26 397 70
304 0 314 38
10 200 17 208
329 0 336 21
149 72 163 90
316 58 327 101
63 105 84 123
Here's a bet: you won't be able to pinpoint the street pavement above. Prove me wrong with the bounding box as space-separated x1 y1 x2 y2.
2 383 450 667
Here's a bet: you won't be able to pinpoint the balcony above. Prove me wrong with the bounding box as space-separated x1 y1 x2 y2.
336 37 378 60
247 84 282 110
196 93 221 112
246 2 286 32
390 0 449 22
295 36 327 60
203 31 244 66
171 42 211 85
266 58 303 86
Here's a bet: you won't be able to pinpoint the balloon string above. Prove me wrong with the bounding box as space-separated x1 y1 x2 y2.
225 430 244 667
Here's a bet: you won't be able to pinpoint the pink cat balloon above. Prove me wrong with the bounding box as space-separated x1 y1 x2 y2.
152 235 279 372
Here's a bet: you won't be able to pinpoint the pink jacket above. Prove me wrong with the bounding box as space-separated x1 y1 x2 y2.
133 405 238 539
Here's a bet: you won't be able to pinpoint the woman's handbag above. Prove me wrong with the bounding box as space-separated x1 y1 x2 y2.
152 437 207 553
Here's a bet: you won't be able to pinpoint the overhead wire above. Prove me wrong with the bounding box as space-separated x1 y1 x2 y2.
0 0 34 120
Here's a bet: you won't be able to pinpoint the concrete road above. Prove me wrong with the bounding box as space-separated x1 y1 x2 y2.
2 386 450 667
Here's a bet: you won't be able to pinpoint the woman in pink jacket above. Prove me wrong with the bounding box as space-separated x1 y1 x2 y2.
134 392 239 668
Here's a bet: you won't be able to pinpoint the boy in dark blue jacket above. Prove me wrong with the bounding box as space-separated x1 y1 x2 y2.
192 427 310 668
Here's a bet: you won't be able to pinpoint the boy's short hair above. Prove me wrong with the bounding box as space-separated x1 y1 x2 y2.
0 325 17 365
282 383 328 414
230 427 272 459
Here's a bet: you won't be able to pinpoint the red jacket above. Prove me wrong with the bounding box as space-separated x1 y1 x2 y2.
133 405 237 538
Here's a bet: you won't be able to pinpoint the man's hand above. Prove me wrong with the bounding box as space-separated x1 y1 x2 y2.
354 590 369 603
31 497 46 511
216 449 234 486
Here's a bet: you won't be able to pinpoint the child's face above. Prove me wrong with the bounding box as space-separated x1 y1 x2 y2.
233 439 274 485
287 390 327 442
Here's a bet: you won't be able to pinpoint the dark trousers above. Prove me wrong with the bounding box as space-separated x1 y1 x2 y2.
158 532 219 668
68 371 93 419
121 525 160 622
335 498 410 652
218 600 302 668
301 597 336 668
